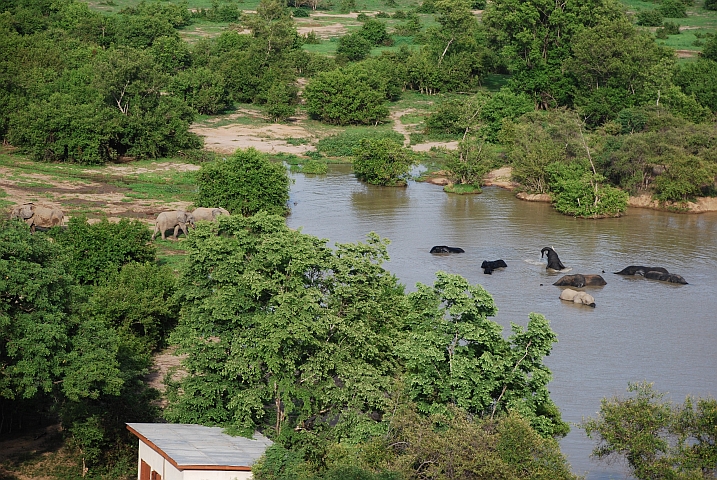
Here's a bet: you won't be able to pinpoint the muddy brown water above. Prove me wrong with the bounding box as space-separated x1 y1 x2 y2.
287 164 717 480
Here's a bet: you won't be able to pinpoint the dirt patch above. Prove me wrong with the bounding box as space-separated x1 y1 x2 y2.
628 194 717 212
516 192 551 202
191 122 317 155
146 346 188 408
390 109 416 146
295 21 347 38
411 141 459 152
675 49 697 58
483 166 519 190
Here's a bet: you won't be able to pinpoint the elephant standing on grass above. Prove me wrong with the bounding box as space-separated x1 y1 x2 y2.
10 203 64 232
191 207 230 222
151 210 195 241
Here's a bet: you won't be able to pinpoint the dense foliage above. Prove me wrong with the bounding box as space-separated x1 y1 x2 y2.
0 220 165 474
583 382 717 479
195 148 291 216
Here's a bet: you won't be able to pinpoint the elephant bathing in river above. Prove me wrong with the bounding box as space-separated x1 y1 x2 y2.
481 259 507 274
614 265 687 284
553 274 606 287
541 247 566 271
10 203 64 232
430 246 465 254
192 207 230 222
152 210 195 241
559 288 596 308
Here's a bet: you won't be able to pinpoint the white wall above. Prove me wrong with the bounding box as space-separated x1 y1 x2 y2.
139 441 165 478
183 469 253 480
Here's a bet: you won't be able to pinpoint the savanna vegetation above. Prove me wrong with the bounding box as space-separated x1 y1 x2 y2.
2 0 717 477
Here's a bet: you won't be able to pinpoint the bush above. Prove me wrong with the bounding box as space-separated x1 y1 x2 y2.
53 217 156 285
358 19 391 45
659 0 687 17
263 82 298 122
336 33 372 62
352 138 416 186
304 68 389 125
662 21 680 35
169 67 231 115
292 7 310 17
375 11 390 18
636 10 663 27
299 159 328 174
546 162 628 217
706 0 717 10
317 130 404 157
356 12 369 21
195 148 290 216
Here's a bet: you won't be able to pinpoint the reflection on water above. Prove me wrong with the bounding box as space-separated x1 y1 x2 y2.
287 165 717 480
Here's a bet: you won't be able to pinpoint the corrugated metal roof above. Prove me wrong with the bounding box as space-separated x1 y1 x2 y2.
127 423 273 468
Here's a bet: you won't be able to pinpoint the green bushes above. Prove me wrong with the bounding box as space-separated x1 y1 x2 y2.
352 138 416 186
546 162 628 217
636 9 663 27
316 130 404 157
336 32 372 62
53 217 156 285
195 148 290 216
659 0 687 17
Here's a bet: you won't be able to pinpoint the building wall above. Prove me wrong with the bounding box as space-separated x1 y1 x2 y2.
139 441 166 480
183 469 253 480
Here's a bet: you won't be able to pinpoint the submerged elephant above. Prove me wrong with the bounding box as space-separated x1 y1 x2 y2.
151 210 195 241
192 207 230 222
481 259 507 274
559 288 596 308
614 266 669 276
644 271 688 284
430 246 465 254
541 247 566 271
553 274 606 287
10 203 64 232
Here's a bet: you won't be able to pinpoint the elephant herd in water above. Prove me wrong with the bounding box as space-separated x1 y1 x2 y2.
429 245 689 308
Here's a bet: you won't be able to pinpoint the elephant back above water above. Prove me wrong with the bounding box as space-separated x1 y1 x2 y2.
559 288 596 308
614 265 669 276
553 274 607 288
481 259 507 274
192 207 230 222
152 210 195 241
541 247 566 271
644 271 688 284
430 245 465 254
10 203 64 232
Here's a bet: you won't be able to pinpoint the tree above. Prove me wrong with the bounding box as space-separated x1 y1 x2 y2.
445 138 496 189
397 272 569 437
195 148 290 216
304 68 389 125
352 138 416 186
582 382 717 479
336 32 372 62
165 214 408 437
263 81 298 122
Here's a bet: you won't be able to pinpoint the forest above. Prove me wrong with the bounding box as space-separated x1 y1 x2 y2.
1 0 717 477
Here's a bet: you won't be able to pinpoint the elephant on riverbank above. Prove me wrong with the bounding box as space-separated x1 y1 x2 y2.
151 210 195 241
614 266 669 276
559 288 596 307
481 259 507 274
10 203 64 232
553 274 607 287
541 247 566 271
430 246 465 254
192 207 230 222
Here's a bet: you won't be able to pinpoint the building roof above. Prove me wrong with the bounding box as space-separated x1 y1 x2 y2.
126 423 273 471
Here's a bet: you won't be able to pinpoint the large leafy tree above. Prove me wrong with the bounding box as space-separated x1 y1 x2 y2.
398 272 568 437
165 213 408 437
352 138 416 186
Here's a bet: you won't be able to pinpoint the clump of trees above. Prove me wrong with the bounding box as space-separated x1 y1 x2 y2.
165 213 570 477
353 138 416 186
583 382 717 479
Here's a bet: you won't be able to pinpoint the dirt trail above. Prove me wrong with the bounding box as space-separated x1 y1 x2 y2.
390 109 460 152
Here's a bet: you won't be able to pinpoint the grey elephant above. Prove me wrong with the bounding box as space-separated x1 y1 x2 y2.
541 247 566 271
10 203 64 232
559 288 596 308
553 274 607 287
191 207 230 222
151 210 195 241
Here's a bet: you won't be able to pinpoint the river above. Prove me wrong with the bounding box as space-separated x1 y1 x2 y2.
285 164 717 479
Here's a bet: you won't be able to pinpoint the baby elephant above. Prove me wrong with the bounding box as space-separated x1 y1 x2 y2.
481 259 507 275
152 210 195 241
430 246 465 254
192 207 230 222
553 274 607 288
559 288 596 308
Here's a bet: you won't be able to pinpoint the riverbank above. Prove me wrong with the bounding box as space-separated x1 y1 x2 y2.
480 166 717 214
